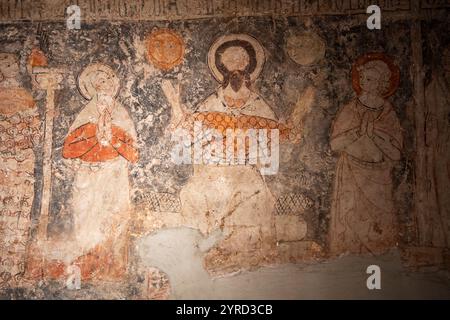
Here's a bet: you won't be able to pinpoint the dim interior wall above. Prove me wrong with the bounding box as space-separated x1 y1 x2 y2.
0 2 449 299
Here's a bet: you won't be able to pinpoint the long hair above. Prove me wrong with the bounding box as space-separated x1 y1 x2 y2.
215 39 257 90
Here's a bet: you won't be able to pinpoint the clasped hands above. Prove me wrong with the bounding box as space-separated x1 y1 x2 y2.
358 111 376 138
96 95 114 146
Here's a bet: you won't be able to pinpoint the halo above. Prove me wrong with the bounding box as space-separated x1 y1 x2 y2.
207 33 265 83
351 52 400 98
78 63 120 100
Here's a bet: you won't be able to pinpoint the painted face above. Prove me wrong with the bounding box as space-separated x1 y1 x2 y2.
221 46 250 72
93 72 116 96
0 54 19 80
359 68 383 95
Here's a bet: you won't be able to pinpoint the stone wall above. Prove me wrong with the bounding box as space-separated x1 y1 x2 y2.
0 0 449 299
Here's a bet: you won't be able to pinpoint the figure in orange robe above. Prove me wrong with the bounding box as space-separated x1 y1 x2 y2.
62 67 139 280
27 64 139 282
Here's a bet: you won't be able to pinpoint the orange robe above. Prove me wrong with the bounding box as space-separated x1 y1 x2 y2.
62 123 138 163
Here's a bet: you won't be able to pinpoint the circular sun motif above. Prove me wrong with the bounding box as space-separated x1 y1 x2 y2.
146 29 185 71
286 32 326 66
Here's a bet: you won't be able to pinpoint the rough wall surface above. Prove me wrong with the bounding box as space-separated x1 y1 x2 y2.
0 0 449 299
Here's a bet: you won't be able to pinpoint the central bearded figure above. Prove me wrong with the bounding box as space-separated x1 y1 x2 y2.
163 34 279 275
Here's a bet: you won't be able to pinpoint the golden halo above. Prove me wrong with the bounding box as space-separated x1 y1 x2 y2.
146 28 185 70
207 33 265 83
351 52 400 98
78 63 120 100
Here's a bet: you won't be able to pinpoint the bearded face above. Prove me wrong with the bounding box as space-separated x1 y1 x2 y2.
215 41 257 93
222 70 250 92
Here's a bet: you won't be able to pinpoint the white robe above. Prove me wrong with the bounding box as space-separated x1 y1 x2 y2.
63 99 136 262
180 87 276 250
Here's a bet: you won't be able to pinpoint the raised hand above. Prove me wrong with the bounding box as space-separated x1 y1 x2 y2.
161 79 187 129
285 86 315 143
161 79 180 107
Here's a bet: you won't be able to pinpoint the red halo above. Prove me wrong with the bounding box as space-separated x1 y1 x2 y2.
351 52 400 98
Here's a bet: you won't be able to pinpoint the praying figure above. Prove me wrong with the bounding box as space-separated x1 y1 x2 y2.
328 53 403 256
60 63 138 280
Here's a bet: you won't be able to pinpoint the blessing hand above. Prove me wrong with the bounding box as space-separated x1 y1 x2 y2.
161 80 187 129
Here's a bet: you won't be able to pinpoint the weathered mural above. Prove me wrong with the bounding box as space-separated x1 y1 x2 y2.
0 0 449 299
0 53 39 288
329 52 403 256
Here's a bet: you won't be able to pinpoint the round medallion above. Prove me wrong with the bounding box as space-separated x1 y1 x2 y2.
286 32 326 66
146 29 185 71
